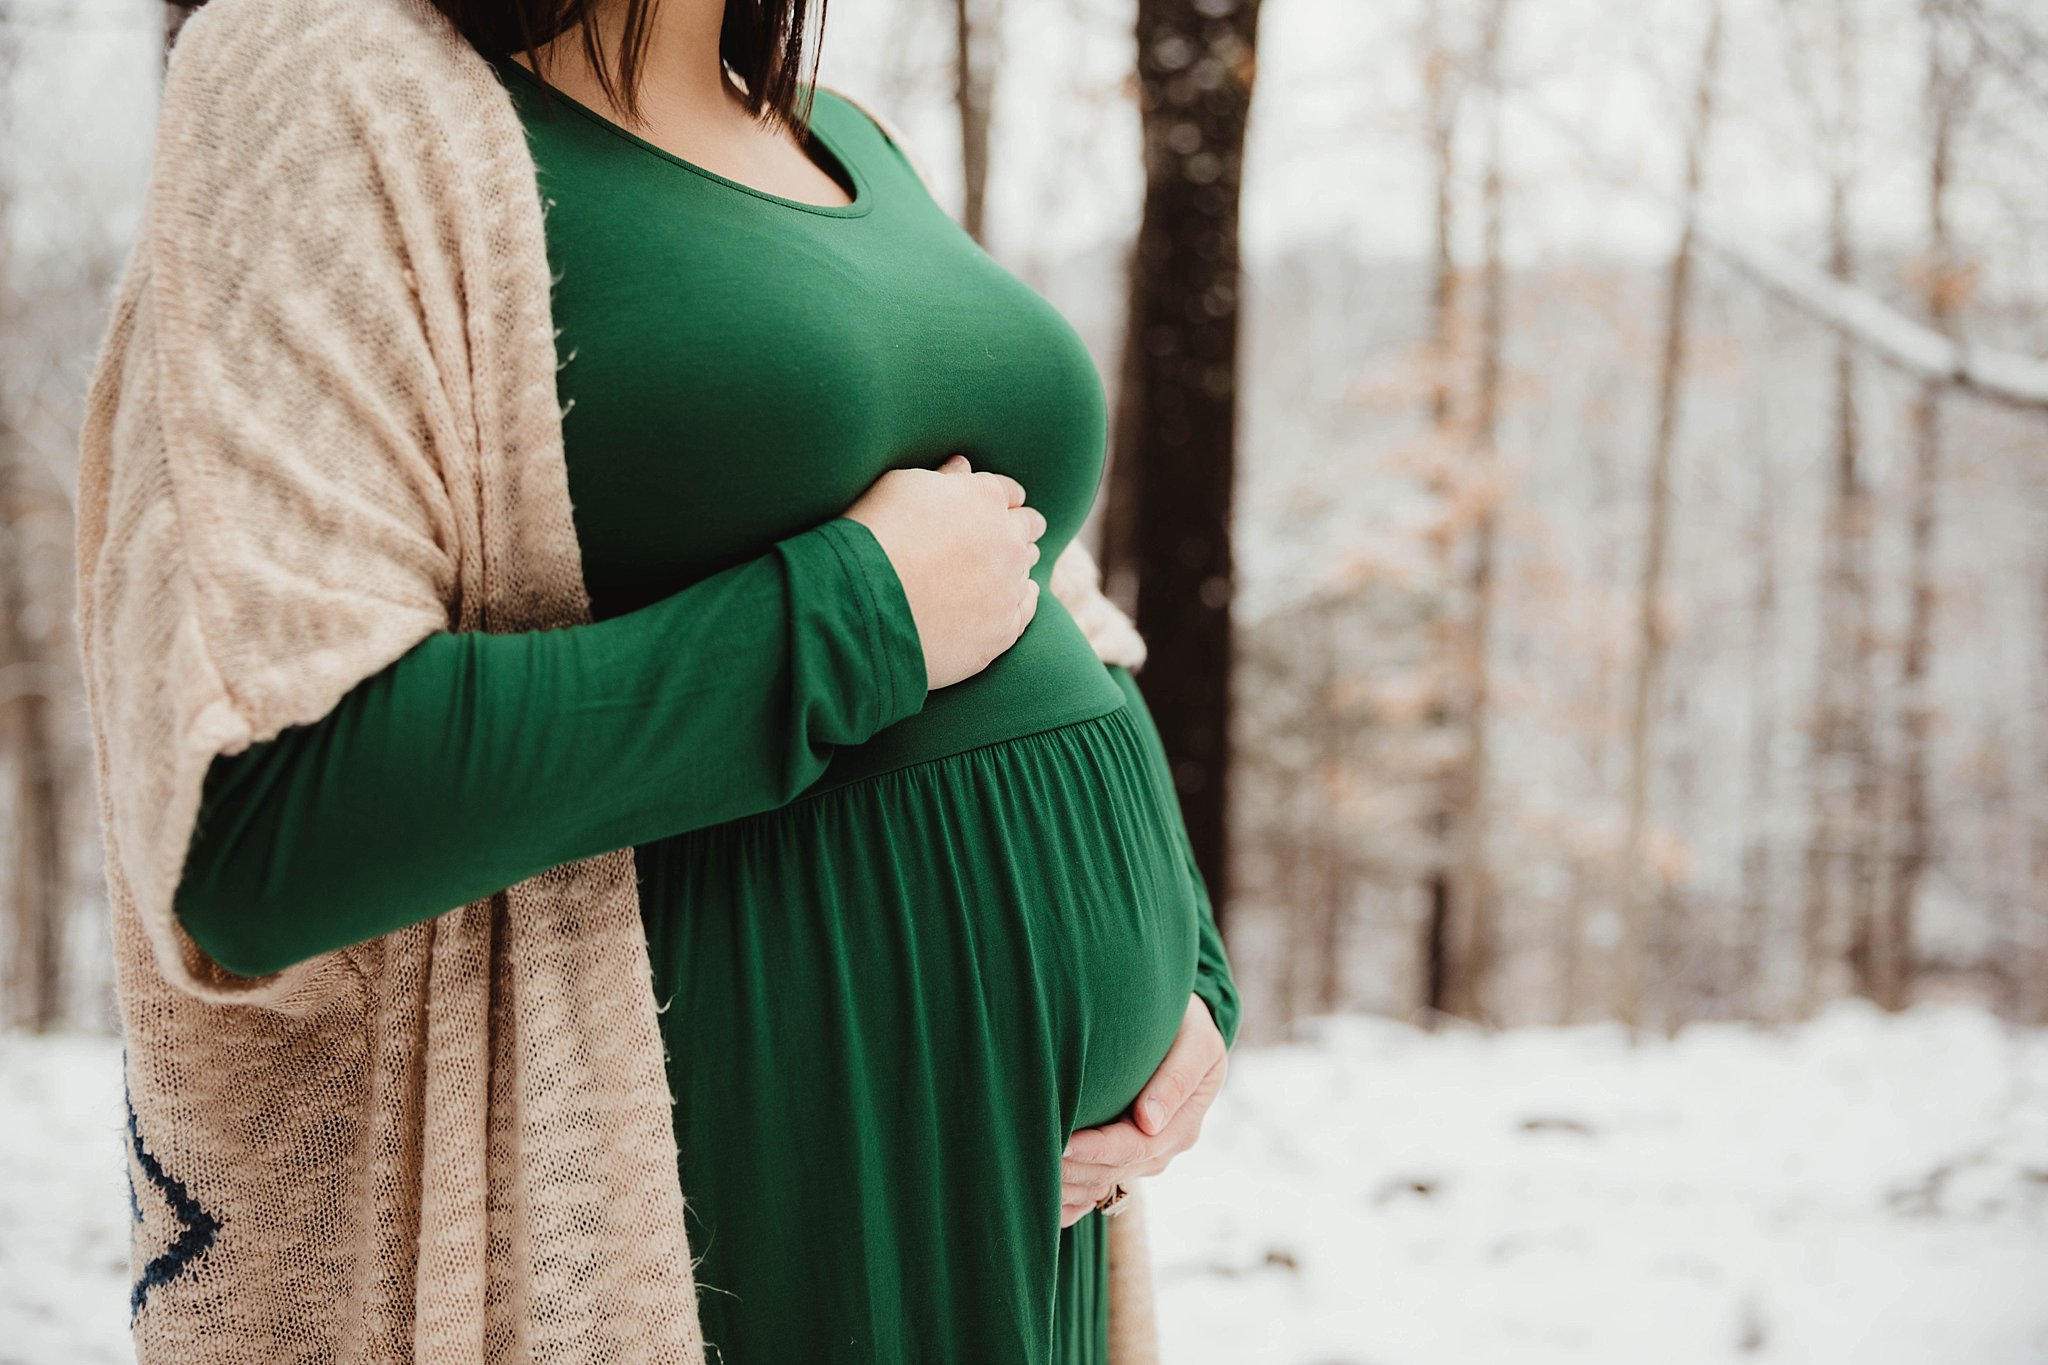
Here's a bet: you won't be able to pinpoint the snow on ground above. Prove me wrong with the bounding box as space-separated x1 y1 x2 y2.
1149 1002 2048 1365
0 1030 133 1365
4 1002 2045 1365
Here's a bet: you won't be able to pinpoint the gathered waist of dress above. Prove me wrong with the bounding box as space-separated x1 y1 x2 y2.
797 589 1127 803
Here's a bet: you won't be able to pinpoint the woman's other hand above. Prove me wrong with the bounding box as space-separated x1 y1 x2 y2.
1057 993 1229 1228
844 453 1046 691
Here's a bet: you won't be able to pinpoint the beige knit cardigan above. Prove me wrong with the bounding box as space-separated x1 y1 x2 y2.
73 0 1164 1358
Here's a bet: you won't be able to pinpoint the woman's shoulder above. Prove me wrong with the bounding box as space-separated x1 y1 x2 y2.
165 0 482 133
811 81 937 196
140 0 529 450
153 0 521 271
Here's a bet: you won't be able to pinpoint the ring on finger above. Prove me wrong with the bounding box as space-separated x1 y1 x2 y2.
1093 1182 1131 1217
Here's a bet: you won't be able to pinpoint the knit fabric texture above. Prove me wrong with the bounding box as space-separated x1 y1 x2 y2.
71 0 1162 1358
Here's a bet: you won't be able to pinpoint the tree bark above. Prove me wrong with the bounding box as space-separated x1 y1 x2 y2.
951 0 996 246
1418 0 1465 1021
0 415 67 1033
1799 0 1881 1016
1615 1 1722 1033
2031 560 2048 1024
1438 0 1512 1025
1739 400 1781 1016
1314 608 1349 1013
1881 1 1968 1013
0 3 69 1031
1124 0 1264 937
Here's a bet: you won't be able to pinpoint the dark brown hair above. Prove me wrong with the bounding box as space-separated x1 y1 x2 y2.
168 0 830 134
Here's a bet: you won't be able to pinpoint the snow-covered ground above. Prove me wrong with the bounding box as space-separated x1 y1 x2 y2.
1151 1002 2048 1365
5 1002 2045 1365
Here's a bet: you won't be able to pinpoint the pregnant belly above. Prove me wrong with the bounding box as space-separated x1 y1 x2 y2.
638 700 1201 1164
802 587 1128 801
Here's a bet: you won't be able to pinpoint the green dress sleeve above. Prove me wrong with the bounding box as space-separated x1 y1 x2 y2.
174 515 927 980
1103 663 1243 1053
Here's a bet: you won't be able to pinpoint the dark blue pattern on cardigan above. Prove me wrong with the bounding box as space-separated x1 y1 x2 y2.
122 1055 222 1324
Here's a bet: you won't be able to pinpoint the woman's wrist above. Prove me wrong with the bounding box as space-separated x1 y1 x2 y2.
817 515 929 732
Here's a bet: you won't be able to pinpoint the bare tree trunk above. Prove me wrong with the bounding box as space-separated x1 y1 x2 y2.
1558 861 1589 1024
1100 244 1144 604
2031 559 2048 1024
1418 0 1465 1021
1314 609 1349 1013
1274 747 1310 1024
0 3 69 1031
1881 1 1968 1013
1123 0 1264 938
1798 0 1878 1017
1739 399 1781 1016
951 0 996 246
0 419 67 1033
1982 724 2026 1015
1615 2 1722 1033
1562 376 1625 1024
1438 0 1512 1025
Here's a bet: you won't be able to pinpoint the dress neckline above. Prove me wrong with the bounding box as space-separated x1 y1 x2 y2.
493 55 874 219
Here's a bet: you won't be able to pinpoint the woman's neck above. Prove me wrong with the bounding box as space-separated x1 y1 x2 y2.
510 0 742 134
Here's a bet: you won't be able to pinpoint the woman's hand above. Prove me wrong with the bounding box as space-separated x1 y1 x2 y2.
1058 993 1229 1228
844 453 1047 691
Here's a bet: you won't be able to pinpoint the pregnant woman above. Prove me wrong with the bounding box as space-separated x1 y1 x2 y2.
80 0 1238 1361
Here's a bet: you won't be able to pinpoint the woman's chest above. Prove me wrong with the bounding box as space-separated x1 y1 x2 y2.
520 87 1110 620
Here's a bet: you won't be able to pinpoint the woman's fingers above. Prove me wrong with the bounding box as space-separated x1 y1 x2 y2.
1007 508 1045 576
1054 996 1231 1226
1061 1087 1214 1187
939 454 1034 523
1011 504 1048 544
1008 577 1039 640
1065 1085 1212 1170
1064 1147 1167 1186
1133 996 1228 1136
1060 1195 1103 1229
1063 1117 1153 1170
976 469 1027 508
936 454 1026 512
933 455 1038 647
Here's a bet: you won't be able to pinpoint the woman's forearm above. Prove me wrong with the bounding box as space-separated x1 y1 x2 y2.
174 515 927 980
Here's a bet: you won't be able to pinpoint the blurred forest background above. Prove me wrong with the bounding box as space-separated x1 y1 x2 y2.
8 1 2048 1360
2 0 2046 1049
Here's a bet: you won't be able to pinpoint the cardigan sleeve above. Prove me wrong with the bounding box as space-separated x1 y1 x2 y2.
75 15 486 1011
172 515 926 981
1104 663 1242 1053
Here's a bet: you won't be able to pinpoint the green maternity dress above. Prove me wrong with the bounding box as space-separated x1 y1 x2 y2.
171 57 1240 1365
